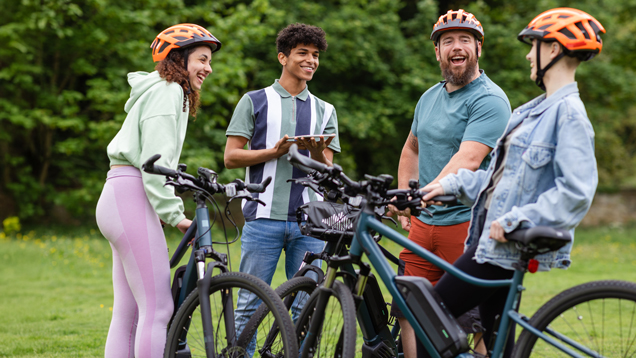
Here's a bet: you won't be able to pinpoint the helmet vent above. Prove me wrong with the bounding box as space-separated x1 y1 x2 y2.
164 30 175 35
558 15 571 19
543 15 552 20
451 13 458 20
538 24 553 30
159 41 171 53
589 21 601 35
558 28 577 40
174 36 189 41
575 22 590 39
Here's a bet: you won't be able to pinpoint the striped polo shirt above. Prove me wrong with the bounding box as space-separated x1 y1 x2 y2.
226 80 341 222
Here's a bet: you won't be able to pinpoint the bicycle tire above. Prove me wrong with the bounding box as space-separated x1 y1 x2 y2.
240 277 318 357
164 272 298 358
296 280 357 358
513 280 636 358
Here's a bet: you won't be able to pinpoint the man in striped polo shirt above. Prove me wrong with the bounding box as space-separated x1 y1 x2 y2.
224 23 340 339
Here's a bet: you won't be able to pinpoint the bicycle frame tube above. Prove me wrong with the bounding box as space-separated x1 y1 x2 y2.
349 211 516 358
177 192 215 307
508 312 596 358
195 195 214 248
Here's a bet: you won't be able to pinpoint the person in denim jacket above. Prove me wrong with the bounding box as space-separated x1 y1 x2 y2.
419 8 605 358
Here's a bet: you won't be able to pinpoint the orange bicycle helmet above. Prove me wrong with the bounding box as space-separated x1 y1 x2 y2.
518 8 604 90
431 9 484 44
151 23 222 62
518 8 605 61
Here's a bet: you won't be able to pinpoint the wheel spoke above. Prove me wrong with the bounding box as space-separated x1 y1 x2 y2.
586 300 600 355
165 272 297 358
513 281 636 358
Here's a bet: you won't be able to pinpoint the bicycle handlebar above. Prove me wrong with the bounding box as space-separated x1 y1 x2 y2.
386 189 458 206
245 176 271 193
142 154 178 178
286 144 456 214
288 144 329 173
142 154 271 197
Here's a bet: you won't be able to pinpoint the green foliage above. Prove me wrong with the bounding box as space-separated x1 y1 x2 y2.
1 0 635 221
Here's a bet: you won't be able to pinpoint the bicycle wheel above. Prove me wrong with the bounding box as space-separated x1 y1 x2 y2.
165 272 298 358
295 280 357 358
513 280 636 358
241 277 318 357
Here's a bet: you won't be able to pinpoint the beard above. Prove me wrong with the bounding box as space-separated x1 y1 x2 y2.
440 54 478 86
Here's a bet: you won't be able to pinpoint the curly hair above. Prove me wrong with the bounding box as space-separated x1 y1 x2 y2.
276 23 328 56
155 47 200 117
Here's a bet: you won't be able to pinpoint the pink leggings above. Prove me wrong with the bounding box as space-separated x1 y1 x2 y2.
96 167 174 358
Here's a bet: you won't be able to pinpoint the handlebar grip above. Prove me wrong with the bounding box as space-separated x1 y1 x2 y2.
420 192 458 206
287 144 328 173
430 195 458 205
246 176 272 193
141 154 177 177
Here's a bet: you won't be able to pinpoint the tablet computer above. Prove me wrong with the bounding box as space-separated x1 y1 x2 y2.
287 133 336 142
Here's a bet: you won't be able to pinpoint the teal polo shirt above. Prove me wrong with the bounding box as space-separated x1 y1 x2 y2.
412 71 510 225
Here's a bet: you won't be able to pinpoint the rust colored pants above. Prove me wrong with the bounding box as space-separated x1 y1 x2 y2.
399 218 470 286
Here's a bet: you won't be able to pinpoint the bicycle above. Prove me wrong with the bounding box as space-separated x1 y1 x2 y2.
239 161 405 358
244 153 489 358
141 154 299 358
282 144 636 358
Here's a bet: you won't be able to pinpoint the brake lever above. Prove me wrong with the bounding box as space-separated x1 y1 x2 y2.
288 177 316 185
250 197 266 206
165 177 202 194
411 206 433 218
382 215 398 227
228 192 267 206
287 178 324 195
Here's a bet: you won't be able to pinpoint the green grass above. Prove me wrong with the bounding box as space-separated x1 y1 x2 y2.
0 224 635 357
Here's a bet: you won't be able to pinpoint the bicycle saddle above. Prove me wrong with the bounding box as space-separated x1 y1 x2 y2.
505 226 572 255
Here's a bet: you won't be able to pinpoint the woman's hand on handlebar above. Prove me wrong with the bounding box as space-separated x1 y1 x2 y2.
176 218 193 234
489 220 507 243
420 183 445 207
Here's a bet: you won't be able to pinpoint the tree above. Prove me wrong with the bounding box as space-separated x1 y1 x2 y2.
1 0 634 222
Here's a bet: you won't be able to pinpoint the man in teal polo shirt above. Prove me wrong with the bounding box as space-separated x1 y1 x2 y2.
389 9 510 358
224 23 340 349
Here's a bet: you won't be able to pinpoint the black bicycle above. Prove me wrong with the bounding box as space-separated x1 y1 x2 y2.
238 156 415 358
142 154 298 358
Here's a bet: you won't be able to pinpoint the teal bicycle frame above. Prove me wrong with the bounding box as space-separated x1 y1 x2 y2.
349 208 589 358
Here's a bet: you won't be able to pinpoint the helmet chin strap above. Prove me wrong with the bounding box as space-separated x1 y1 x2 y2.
183 47 193 95
534 41 565 91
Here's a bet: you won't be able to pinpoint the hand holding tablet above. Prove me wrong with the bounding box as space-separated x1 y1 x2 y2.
286 133 336 142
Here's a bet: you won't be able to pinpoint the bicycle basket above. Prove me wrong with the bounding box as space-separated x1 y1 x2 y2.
296 201 361 243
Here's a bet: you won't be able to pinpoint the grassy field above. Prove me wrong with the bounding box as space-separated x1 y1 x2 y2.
0 224 635 357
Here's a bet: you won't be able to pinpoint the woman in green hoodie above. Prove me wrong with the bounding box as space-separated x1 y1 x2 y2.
95 24 221 358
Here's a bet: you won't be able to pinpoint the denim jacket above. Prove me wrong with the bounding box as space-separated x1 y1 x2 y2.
440 82 598 271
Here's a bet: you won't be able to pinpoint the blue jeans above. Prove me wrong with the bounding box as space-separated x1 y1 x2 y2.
234 219 325 354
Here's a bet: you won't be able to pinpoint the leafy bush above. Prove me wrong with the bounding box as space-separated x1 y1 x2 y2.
1 0 634 221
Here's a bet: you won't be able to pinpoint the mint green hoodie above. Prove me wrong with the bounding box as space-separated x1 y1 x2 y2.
107 71 189 227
